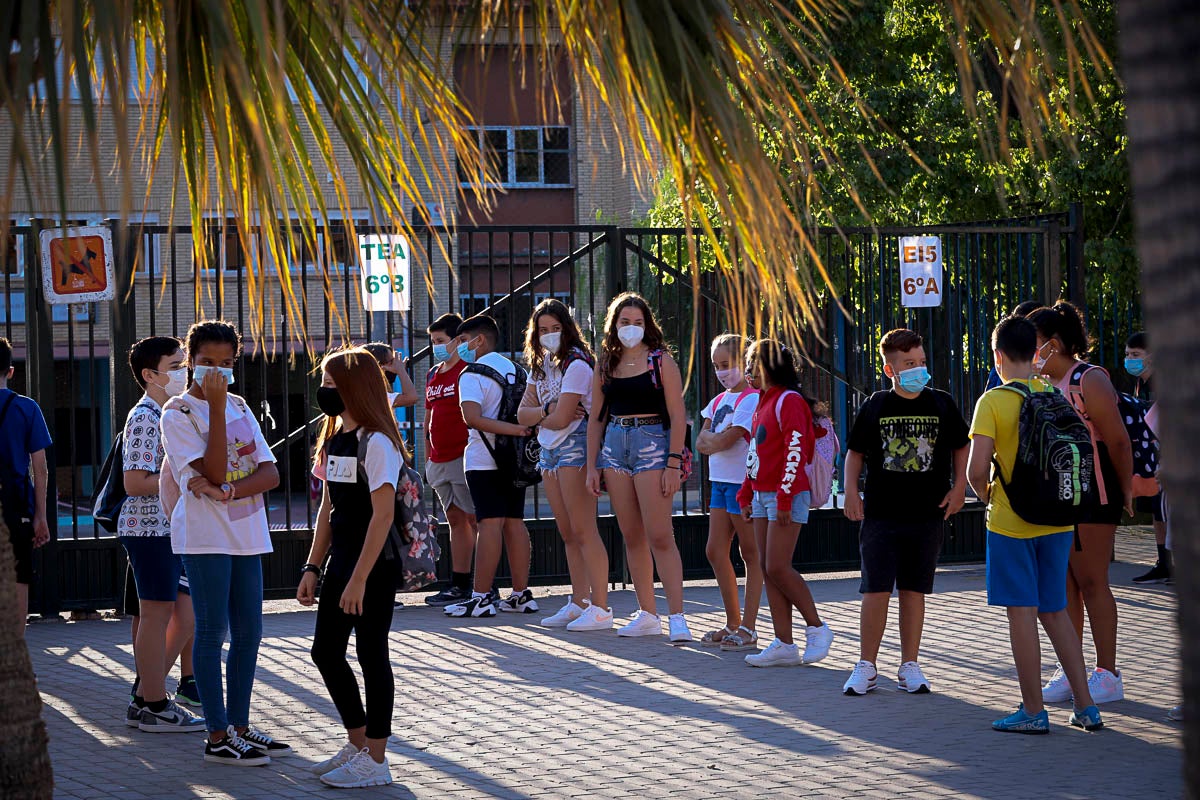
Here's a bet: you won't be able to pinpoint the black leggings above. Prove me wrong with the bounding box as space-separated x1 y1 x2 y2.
310 568 396 739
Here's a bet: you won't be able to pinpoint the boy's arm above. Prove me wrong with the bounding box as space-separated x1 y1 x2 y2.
461 401 529 438
940 446 970 519
843 450 865 521
30 449 49 547
967 436 994 504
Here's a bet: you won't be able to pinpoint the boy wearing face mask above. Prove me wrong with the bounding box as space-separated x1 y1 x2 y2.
1125 331 1169 584
841 328 970 696
119 336 205 733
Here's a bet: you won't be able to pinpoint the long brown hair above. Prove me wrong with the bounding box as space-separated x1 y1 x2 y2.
524 298 592 381
600 292 669 381
314 347 411 465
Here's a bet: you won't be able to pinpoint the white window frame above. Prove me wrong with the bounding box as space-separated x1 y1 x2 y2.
200 212 370 276
459 125 572 189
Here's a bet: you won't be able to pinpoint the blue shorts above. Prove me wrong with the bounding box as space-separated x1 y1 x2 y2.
986 530 1073 613
709 482 742 515
750 490 811 524
598 421 668 475
539 426 589 472
121 535 184 602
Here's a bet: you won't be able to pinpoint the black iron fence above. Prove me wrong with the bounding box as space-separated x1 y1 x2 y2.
0 206 1132 613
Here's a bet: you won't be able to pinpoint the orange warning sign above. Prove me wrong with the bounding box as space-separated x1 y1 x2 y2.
39 226 115 304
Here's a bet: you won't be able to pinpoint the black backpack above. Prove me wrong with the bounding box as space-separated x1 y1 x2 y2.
1067 364 1159 498
992 381 1098 526
0 393 33 527
464 360 542 489
92 432 128 534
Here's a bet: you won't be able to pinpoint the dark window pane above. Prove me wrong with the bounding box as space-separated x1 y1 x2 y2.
515 129 540 151
543 127 569 151
483 129 509 184
543 150 571 184
515 149 540 183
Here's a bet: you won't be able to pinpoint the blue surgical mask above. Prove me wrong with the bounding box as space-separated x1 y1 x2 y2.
456 340 478 364
1125 357 1145 377
432 343 450 363
192 365 235 386
896 365 930 393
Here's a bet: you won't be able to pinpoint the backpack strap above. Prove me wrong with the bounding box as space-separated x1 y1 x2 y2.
731 388 755 412
354 429 406 559
1066 363 1106 420
426 365 440 385
773 390 800 432
0 392 17 437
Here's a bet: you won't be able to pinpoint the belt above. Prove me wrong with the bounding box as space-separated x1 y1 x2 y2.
609 416 663 428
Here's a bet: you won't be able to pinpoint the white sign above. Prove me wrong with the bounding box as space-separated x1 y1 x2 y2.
899 235 943 308
357 234 411 312
40 225 115 304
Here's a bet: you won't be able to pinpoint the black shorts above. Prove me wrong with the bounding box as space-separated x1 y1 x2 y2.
5 516 34 584
465 470 527 522
123 561 140 617
858 518 944 595
1079 442 1124 526
1135 492 1165 522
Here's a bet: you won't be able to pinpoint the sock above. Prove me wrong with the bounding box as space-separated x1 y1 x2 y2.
452 571 471 591
133 695 146 708
147 697 170 714
472 591 489 601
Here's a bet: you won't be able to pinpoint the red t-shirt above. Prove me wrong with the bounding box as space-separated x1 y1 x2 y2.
425 360 469 463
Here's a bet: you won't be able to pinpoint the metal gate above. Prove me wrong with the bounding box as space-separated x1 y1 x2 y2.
1 205 1129 613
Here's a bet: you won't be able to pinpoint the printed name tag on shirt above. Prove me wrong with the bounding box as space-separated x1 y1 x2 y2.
326 455 358 484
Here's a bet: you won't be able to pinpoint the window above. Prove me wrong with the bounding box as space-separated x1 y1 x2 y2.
459 290 573 353
200 215 368 275
459 126 572 188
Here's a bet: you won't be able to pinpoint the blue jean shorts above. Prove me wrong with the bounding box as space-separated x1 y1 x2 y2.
751 490 811 524
598 421 668 475
709 481 742 515
121 535 184 602
539 426 589 472
986 530 1073 613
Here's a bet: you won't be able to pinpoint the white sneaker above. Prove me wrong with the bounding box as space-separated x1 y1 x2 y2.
897 661 931 694
311 741 359 776
320 749 393 788
842 660 878 695
616 610 662 637
1087 667 1125 704
540 600 586 628
667 614 693 644
566 604 614 632
745 638 803 667
1042 663 1073 703
802 623 834 664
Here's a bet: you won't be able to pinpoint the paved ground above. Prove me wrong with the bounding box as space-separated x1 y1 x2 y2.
29 528 1182 799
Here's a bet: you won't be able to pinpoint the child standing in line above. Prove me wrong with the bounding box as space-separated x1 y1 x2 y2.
967 315 1102 734
737 340 834 667
696 333 762 651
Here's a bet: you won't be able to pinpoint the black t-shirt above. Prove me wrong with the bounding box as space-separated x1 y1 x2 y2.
847 389 970 522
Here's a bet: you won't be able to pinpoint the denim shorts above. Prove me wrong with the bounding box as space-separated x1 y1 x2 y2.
539 426 589 473
986 530 1073 613
750 490 811 524
709 481 742 515
121 535 184 602
598 421 668 475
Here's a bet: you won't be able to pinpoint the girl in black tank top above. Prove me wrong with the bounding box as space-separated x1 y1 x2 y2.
298 347 406 786
585 292 693 643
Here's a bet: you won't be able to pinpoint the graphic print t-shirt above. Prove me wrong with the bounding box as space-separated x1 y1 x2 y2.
425 360 469 463
117 395 169 537
847 389 969 522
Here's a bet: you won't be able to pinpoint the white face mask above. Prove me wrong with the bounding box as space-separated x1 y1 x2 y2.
540 331 562 354
159 367 188 397
716 368 743 390
192 365 235 386
617 325 645 348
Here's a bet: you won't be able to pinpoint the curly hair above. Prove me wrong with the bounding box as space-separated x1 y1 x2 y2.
599 292 669 381
523 299 593 382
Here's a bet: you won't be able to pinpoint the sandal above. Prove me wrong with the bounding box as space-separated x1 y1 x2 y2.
700 626 735 647
720 626 759 651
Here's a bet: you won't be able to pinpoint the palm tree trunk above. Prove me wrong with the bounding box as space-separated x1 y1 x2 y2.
1118 1 1200 795
0 505 54 799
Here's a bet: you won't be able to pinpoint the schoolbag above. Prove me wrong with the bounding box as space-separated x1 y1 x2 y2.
646 349 694 481
992 380 1099 526
1067 364 1159 498
0 392 33 527
92 431 127 533
767 389 837 510
355 432 442 591
464 360 542 489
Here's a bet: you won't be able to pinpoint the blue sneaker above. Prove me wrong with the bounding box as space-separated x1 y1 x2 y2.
992 704 1050 734
175 676 201 708
1069 705 1104 731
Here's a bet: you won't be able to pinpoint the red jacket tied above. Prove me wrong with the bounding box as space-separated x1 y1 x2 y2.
737 386 815 514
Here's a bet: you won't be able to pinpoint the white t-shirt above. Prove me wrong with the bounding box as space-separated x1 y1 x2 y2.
458 351 518 472
536 354 594 449
312 428 403 490
117 395 168 537
160 393 277 555
701 389 760 485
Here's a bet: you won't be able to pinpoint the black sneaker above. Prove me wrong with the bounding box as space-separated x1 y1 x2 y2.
204 733 270 766
129 675 140 703
446 594 498 618
138 701 206 733
125 701 143 728
1132 563 1171 584
425 585 470 607
497 588 539 614
238 725 293 756
175 676 202 708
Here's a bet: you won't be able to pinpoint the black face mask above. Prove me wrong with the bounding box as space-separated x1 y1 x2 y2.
316 386 345 418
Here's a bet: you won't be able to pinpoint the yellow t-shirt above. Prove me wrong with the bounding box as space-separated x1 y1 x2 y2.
969 378 1074 539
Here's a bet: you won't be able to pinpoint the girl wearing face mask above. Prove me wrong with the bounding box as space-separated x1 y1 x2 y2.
517 300 612 631
160 320 286 766
695 333 763 651
1029 302 1133 706
299 347 408 788
586 292 692 643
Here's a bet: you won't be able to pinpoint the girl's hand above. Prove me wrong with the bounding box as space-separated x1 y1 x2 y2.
740 506 753 522
661 467 682 498
201 367 229 407
340 578 366 616
586 468 603 497
297 572 318 606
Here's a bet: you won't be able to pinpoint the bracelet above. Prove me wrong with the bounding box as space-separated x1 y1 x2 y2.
542 401 553 420
666 465 681 471
229 482 238 500
301 563 322 579
666 452 684 461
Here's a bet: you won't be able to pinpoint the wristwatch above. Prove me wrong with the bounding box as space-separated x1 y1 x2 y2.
220 482 233 501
